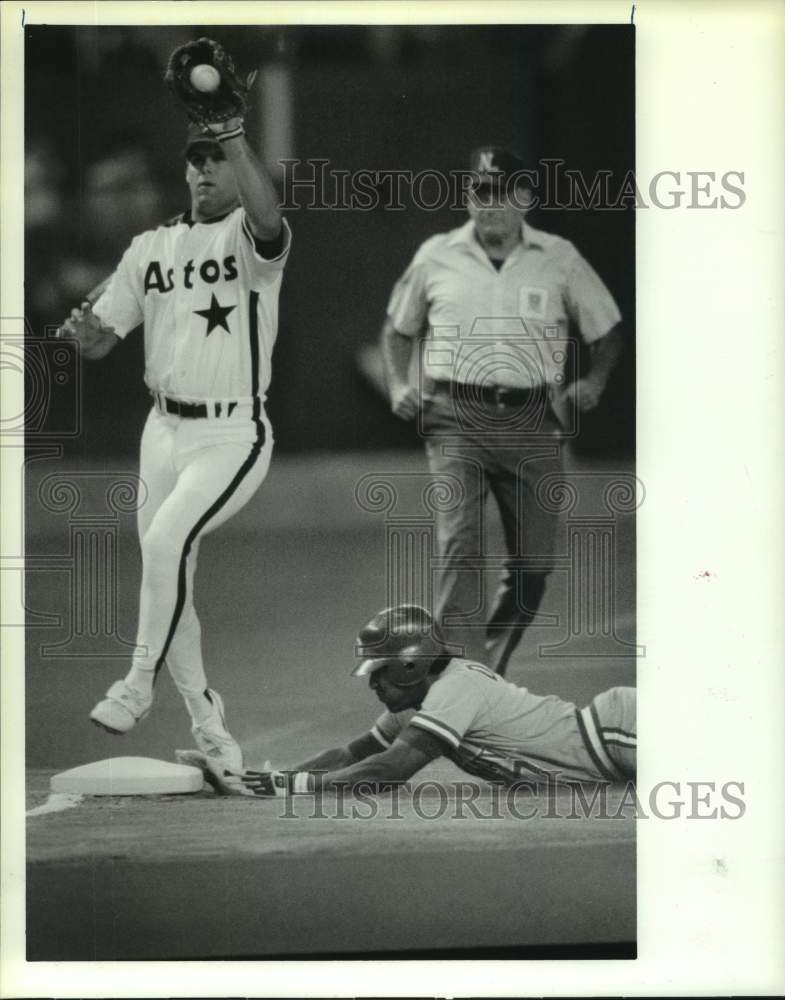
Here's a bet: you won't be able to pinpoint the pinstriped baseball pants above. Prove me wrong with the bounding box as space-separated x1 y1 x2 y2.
127 406 272 712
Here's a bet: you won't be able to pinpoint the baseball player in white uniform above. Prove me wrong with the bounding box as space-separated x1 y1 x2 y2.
180 604 636 797
57 48 290 769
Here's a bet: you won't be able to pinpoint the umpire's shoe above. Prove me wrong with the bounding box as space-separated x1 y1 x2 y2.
90 679 153 734
191 688 243 771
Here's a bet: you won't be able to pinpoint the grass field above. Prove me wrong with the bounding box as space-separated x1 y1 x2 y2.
24 449 636 960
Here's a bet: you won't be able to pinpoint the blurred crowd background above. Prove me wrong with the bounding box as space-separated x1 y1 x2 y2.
25 24 634 458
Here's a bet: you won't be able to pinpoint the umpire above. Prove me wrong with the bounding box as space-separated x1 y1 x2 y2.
381 146 623 675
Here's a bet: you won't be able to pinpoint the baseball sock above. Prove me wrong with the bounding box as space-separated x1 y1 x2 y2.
166 613 213 722
125 665 155 695
185 690 216 725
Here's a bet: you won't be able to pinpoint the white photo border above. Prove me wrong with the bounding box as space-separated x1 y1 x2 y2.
2 1 784 996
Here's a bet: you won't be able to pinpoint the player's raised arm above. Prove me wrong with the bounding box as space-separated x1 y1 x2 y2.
165 37 281 240
212 124 281 241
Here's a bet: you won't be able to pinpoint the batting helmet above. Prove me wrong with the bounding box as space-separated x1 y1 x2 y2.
352 604 449 688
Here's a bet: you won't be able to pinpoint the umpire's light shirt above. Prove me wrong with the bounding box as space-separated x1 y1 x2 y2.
387 220 621 391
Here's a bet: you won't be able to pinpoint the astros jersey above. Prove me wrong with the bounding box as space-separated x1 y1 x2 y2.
387 220 620 389
93 207 291 401
371 659 636 784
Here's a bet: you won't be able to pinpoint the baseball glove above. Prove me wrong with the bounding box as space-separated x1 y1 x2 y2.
164 37 256 127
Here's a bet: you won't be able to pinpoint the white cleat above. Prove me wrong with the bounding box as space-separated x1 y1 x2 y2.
90 679 153 735
191 688 243 771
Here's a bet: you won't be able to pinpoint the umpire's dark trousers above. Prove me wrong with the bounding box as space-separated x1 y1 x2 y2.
421 381 564 673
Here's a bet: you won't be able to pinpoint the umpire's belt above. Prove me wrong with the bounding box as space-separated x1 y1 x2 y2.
153 391 240 419
430 379 547 407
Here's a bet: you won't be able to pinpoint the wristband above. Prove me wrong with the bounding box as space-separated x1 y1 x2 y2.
215 123 245 143
266 770 313 796
287 771 313 795
240 768 314 797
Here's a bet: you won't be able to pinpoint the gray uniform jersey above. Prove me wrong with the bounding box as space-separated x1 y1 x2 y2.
372 660 635 784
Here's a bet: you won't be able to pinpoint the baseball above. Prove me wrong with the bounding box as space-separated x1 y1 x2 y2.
190 64 220 93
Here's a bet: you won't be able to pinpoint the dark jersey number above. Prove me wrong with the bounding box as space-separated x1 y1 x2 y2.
464 662 500 682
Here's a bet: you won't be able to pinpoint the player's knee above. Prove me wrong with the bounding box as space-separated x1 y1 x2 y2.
439 521 482 556
141 524 184 567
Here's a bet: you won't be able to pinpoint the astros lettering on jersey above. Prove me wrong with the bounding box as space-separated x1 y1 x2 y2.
94 207 292 404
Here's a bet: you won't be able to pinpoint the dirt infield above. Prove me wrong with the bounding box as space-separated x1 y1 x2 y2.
26 768 635 960
24 451 637 960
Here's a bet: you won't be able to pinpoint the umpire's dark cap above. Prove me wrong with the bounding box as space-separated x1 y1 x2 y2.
182 125 222 158
469 145 530 190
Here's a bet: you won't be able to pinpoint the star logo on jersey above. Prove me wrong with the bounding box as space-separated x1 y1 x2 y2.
194 294 236 336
